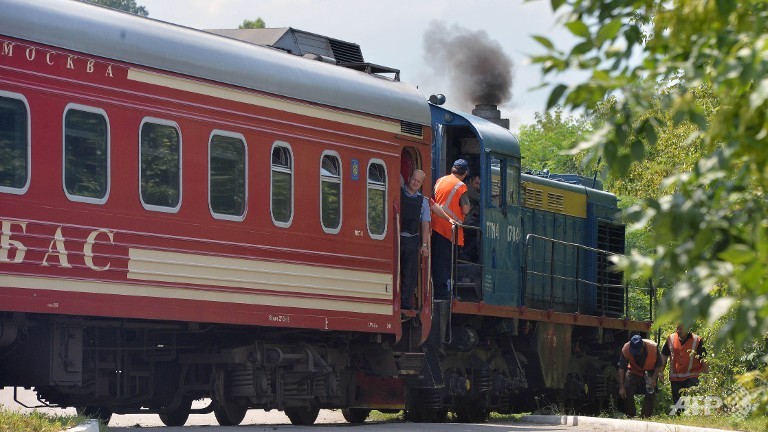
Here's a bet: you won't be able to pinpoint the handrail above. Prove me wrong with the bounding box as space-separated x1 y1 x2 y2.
522 233 647 319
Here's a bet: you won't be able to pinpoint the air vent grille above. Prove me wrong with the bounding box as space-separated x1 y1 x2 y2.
328 39 364 63
400 121 423 137
547 192 564 212
524 186 544 209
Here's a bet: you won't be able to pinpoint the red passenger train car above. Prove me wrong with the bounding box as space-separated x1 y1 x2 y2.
1 0 432 425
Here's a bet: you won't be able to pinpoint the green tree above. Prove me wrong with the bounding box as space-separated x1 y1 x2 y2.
81 0 148 16
239 18 266 29
531 0 768 395
516 106 594 176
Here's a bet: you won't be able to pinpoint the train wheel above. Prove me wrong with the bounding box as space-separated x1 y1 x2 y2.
341 408 370 424
213 400 247 426
455 401 488 423
285 405 320 425
159 398 192 426
407 406 444 423
405 387 445 423
76 406 113 424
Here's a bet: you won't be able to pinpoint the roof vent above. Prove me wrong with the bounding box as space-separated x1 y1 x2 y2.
206 27 399 80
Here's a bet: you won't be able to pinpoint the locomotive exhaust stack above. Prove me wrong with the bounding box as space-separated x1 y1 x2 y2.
471 104 510 130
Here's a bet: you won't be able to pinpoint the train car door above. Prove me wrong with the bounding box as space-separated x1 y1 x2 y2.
482 153 520 305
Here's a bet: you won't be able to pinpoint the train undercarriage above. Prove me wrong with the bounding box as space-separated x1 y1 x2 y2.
0 312 421 425
400 307 626 423
0 310 627 425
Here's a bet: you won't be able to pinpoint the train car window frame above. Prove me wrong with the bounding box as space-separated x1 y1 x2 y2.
270 141 294 228
489 155 506 209
320 151 342 234
139 117 182 213
0 90 31 195
507 161 520 206
62 103 110 205
366 159 387 240
208 130 247 222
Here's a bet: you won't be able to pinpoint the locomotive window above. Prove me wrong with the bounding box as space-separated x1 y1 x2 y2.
490 157 504 208
0 92 29 194
209 131 246 221
507 162 520 206
320 152 342 233
140 119 181 212
271 142 293 227
63 104 110 204
367 160 387 240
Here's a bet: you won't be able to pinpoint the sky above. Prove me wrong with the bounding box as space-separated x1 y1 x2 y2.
136 0 577 131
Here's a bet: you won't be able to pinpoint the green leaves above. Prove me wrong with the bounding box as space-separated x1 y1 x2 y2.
566 21 590 38
533 35 555 50
550 0 566 11
547 84 568 109
719 244 756 265
596 19 623 44
531 1 768 388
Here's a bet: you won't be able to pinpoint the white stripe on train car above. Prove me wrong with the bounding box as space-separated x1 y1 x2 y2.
127 248 392 300
127 68 403 134
3 274 392 315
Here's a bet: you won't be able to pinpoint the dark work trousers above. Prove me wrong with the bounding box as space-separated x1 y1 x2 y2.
623 372 656 418
459 226 479 262
670 377 700 414
399 235 420 309
431 232 453 300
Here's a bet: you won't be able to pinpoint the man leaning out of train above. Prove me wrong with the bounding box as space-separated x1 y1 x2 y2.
400 169 456 309
618 334 663 418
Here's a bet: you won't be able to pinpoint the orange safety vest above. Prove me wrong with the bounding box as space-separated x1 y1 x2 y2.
667 332 705 381
432 174 467 245
622 339 658 377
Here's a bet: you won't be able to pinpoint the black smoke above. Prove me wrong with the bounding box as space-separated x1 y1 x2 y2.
423 21 514 107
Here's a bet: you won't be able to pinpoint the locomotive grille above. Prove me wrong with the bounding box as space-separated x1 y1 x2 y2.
400 120 423 137
547 192 564 212
596 221 626 317
523 186 544 208
328 39 364 63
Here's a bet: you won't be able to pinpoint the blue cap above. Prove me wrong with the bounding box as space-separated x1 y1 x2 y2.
452 159 469 174
629 335 643 354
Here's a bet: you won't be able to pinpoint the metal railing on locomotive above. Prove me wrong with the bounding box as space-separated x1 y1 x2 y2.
450 223 483 301
439 223 484 344
451 223 483 299
522 234 652 321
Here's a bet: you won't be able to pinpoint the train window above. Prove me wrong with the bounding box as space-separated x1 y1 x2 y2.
490 157 504 208
320 152 342 233
209 131 246 221
0 92 30 194
140 119 181 212
271 142 293 227
507 162 520 206
367 160 387 240
63 104 110 204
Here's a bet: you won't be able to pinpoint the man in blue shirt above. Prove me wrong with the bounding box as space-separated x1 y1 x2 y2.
400 169 432 309
400 169 454 309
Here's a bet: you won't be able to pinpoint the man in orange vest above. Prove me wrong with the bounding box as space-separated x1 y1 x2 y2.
618 334 663 418
661 325 708 413
431 159 471 300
